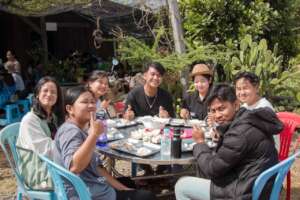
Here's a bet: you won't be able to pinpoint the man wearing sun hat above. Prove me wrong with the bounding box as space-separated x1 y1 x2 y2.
180 61 214 120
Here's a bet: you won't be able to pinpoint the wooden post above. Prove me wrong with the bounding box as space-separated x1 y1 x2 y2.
167 0 188 93
167 0 185 54
40 17 48 66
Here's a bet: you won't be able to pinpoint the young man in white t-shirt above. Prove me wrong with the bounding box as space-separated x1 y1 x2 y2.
234 71 274 111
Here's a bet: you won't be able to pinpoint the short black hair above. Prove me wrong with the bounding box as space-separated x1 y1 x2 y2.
207 83 237 106
234 71 260 86
144 62 166 76
64 85 94 116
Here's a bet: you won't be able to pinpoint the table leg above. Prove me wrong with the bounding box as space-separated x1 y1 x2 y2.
131 162 137 177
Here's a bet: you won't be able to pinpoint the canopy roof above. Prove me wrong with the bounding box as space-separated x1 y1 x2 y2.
0 0 166 37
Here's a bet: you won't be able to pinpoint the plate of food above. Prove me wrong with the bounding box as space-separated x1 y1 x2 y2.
169 118 206 128
181 139 196 152
109 138 161 157
107 127 125 141
136 116 169 129
130 128 161 144
113 119 138 129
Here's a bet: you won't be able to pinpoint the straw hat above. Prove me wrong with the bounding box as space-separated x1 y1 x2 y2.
190 64 213 78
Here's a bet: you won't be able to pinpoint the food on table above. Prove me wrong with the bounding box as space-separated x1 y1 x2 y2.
136 147 152 156
131 128 161 143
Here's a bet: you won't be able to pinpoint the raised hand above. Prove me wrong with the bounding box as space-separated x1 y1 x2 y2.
192 125 205 144
123 105 135 120
101 99 111 110
180 108 190 119
207 112 215 127
88 112 104 137
159 106 169 118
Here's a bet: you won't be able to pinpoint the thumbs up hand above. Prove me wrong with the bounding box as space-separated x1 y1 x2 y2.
123 105 135 120
159 106 169 118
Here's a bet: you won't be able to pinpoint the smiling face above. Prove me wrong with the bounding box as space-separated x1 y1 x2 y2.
37 81 58 112
194 75 210 96
209 98 239 125
235 78 259 106
88 76 109 98
143 67 163 88
66 91 96 123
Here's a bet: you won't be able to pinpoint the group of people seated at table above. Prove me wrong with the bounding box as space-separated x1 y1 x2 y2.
15 60 282 200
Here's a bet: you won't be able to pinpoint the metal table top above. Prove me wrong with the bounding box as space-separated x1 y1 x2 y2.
96 124 195 165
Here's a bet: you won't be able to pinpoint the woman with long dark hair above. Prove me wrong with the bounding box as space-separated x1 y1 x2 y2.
16 76 63 190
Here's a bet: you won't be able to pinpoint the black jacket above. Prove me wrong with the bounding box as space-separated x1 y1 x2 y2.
193 107 283 200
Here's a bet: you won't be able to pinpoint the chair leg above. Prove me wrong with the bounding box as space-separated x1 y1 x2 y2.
16 191 22 200
286 171 291 200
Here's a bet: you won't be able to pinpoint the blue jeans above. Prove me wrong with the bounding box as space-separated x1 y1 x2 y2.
175 176 211 200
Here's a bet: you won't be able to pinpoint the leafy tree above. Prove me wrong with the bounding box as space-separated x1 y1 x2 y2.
179 0 300 60
225 34 300 109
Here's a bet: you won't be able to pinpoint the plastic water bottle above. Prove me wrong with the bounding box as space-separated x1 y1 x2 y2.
161 128 171 158
96 110 108 148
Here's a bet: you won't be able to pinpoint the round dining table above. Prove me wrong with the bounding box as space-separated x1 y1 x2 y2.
95 123 196 177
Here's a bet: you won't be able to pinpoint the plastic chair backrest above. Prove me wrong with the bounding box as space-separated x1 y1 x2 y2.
38 155 91 200
277 112 300 161
0 123 26 188
0 123 55 200
252 151 300 200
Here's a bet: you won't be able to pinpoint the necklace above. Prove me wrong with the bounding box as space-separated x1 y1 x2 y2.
144 92 158 109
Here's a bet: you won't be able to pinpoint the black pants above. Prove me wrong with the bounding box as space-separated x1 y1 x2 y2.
116 177 157 200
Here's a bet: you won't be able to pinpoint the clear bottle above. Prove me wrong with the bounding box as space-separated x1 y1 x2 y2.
161 128 171 157
96 110 108 148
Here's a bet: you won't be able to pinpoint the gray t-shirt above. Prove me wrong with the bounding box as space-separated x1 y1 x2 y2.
53 121 116 200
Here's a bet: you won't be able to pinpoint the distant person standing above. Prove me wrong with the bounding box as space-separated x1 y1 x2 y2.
6 61 26 98
5 50 21 74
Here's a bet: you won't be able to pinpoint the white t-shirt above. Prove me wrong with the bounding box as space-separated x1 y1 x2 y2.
12 72 25 91
242 97 274 111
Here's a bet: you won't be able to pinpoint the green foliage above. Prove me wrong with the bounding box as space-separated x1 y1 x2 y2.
225 35 300 107
117 28 225 72
43 59 85 83
180 0 277 44
179 0 300 61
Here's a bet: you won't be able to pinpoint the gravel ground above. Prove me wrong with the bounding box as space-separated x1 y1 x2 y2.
1 149 300 199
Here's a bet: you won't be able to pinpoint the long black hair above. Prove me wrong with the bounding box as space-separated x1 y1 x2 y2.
32 76 63 133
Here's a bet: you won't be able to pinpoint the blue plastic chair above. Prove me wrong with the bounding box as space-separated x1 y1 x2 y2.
0 123 56 200
16 99 31 118
252 151 300 200
38 155 92 200
0 103 21 126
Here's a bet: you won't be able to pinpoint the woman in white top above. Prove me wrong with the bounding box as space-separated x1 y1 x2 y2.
4 50 21 73
234 71 274 111
16 76 63 189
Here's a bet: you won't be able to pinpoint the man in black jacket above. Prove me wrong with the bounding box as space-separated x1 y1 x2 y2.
175 83 283 200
